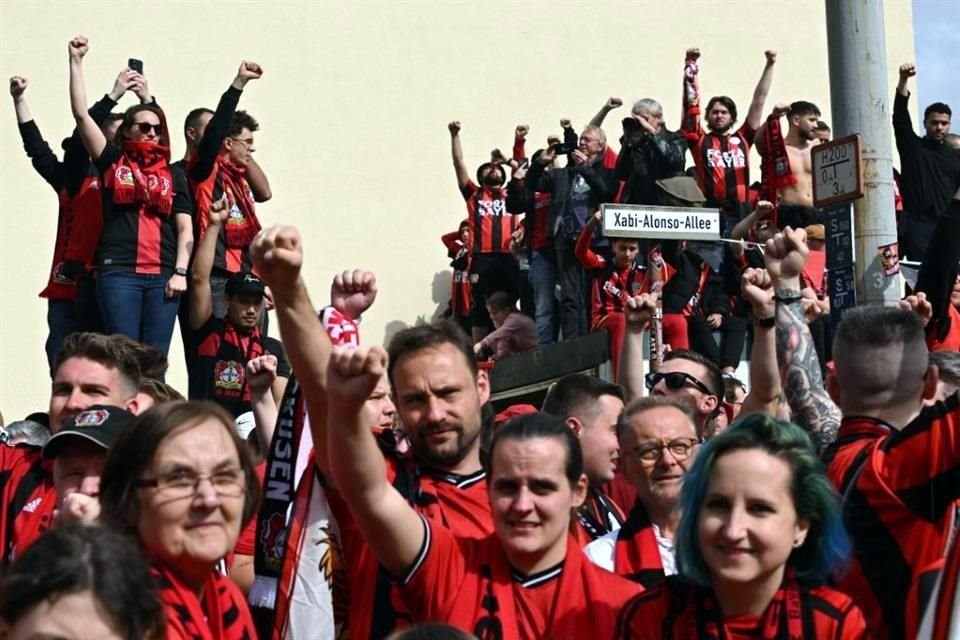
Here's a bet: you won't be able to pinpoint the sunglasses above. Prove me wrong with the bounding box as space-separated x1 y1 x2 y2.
644 371 713 395
133 122 164 135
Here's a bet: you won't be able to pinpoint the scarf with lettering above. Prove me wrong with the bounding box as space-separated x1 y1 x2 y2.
107 141 173 215
248 307 358 640
153 563 256 640
758 114 797 212
217 158 261 249
613 499 666 589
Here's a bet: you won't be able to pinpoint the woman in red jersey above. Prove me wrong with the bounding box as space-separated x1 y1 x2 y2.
616 414 868 639
326 345 642 640
100 402 260 640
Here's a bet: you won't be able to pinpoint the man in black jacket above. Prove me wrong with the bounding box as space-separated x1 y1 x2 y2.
526 125 618 340
616 98 688 206
894 62 960 260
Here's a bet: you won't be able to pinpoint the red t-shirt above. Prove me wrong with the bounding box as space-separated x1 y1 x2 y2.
400 520 641 639
0 446 55 568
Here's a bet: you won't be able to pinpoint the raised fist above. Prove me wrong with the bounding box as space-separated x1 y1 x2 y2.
606 97 623 109
448 121 461 135
207 197 230 226
625 292 659 329
764 227 809 282
490 148 507 164
771 103 791 118
765 50 777 64
9 76 27 99
754 200 775 218
685 47 701 61
250 225 304 292
331 269 377 320
560 118 572 129
246 354 278 396
899 63 916 79
741 268 774 318
68 36 89 60
898 291 933 327
515 124 529 138
327 345 388 408
237 61 264 83
54 492 100 527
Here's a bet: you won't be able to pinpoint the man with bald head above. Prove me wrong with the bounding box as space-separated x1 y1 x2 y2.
822 305 960 639
584 396 699 588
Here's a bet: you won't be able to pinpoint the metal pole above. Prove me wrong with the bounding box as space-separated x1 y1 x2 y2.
825 0 900 305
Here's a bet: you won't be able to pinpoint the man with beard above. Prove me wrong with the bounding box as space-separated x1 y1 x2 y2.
251 224 494 639
894 62 960 260
756 101 824 230
681 48 777 236
449 121 521 342
188 199 288 416
584 396 700 588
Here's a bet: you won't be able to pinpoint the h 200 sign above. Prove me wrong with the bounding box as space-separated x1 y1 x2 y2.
813 134 863 207
602 203 720 241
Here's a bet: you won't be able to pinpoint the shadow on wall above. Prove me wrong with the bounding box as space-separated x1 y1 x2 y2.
379 270 452 346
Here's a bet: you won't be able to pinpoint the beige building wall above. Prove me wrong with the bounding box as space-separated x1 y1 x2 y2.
0 0 915 421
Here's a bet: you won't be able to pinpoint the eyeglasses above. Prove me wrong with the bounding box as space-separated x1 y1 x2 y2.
645 371 713 395
136 467 245 500
631 437 701 464
230 137 254 148
133 122 164 135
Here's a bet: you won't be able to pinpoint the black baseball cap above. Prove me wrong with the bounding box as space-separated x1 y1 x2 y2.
43 405 134 460
225 272 265 298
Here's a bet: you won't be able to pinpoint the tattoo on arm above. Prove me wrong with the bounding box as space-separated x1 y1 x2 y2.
775 288 840 450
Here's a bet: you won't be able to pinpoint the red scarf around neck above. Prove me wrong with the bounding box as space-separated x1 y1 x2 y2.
613 499 667 589
217 158 261 249
109 141 173 215
153 563 256 640
686 573 808 640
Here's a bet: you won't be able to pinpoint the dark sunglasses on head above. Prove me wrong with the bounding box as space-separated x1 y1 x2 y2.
644 371 713 395
133 122 163 135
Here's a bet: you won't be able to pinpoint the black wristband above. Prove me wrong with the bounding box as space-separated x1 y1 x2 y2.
774 295 802 304
174 267 188 277
755 315 776 328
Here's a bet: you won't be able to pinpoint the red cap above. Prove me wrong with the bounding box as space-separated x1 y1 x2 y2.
494 404 538 427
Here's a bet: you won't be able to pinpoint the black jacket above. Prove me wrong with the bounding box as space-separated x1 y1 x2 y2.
525 154 617 243
615 127 687 205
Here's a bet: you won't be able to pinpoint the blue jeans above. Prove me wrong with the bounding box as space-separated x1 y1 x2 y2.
97 271 181 356
529 249 559 344
46 299 81 375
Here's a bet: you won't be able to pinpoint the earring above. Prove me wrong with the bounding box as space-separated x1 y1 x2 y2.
793 539 804 548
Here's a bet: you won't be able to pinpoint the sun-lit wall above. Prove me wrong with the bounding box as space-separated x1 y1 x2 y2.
0 0 915 420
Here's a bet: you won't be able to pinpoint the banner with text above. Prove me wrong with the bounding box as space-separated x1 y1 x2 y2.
602 204 721 241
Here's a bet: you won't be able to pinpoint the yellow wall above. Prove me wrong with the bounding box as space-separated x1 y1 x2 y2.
0 0 915 421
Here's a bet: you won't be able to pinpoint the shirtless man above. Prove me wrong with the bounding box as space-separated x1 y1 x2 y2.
757 101 823 229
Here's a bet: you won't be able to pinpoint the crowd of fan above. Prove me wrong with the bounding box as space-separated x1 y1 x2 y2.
3 36 960 640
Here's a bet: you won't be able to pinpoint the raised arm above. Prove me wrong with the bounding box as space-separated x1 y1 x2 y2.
738 268 785 417
680 48 702 139
245 156 272 202
188 198 227 330
619 293 659 402
766 227 841 450
10 76 31 124
745 50 777 131
893 63 917 150
754 103 790 150
575 212 607 270
246 354 279 453
589 97 623 128
11 76 65 192
326 345 425 578
449 120 470 190
67 36 106 162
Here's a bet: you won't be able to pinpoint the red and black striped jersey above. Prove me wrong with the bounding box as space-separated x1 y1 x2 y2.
0 447 54 570
93 145 185 275
441 231 472 318
574 224 647 319
615 579 869 639
907 526 960 639
827 397 960 640
461 181 518 255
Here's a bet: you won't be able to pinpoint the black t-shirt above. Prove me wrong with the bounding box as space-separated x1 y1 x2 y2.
94 145 191 274
188 315 290 417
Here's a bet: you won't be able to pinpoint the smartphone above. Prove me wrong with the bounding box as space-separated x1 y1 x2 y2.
128 58 144 74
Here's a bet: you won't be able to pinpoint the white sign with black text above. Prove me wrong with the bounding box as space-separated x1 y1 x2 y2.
812 134 863 207
602 204 721 241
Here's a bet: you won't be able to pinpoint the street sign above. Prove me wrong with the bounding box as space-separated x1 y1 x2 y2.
824 202 854 270
813 134 863 207
602 203 720 241
828 264 857 325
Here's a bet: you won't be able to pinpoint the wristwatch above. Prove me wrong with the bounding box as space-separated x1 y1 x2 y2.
755 315 776 328
174 267 188 277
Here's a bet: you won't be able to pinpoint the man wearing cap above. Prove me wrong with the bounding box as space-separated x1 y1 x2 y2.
188 199 288 416
43 405 133 530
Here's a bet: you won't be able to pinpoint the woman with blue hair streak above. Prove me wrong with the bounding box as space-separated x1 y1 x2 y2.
615 414 869 639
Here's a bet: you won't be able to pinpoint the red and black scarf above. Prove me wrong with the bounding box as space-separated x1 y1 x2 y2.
107 141 173 215
613 499 666 589
217 158 261 249
220 321 264 405
153 563 256 640
758 114 797 215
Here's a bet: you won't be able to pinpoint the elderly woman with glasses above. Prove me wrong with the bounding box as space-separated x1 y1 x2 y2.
68 36 192 355
100 401 259 639
616 414 867 639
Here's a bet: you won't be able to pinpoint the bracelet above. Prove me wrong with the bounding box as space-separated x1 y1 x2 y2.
755 315 776 328
774 295 802 304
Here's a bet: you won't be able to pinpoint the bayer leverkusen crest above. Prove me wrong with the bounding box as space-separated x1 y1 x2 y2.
75 409 109 427
215 360 244 390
